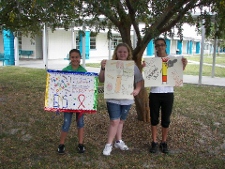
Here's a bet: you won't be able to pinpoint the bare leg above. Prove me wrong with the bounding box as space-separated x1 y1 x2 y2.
115 120 124 141
106 119 120 144
162 127 168 142
151 125 157 142
78 127 84 144
59 131 68 144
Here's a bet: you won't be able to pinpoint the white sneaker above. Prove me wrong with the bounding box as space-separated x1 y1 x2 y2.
103 144 112 156
114 140 129 150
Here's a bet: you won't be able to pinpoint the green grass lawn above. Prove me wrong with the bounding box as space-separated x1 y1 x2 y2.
187 54 225 65
184 64 225 77
1 66 225 168
185 54 225 77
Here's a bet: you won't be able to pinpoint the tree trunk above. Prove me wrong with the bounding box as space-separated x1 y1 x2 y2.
134 87 150 122
132 45 150 122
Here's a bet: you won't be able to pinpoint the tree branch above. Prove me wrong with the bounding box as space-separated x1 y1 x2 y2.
159 0 199 33
126 0 142 44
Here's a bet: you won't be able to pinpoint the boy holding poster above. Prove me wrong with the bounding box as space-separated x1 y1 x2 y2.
99 43 144 156
149 38 187 154
57 49 87 154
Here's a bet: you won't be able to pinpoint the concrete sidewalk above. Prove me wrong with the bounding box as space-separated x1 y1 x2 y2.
1 59 225 87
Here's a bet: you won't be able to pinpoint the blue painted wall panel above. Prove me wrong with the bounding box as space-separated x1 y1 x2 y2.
79 31 90 59
186 41 189 54
187 40 193 54
177 40 182 54
3 30 15 65
165 39 170 54
196 42 200 54
147 39 154 56
190 41 193 54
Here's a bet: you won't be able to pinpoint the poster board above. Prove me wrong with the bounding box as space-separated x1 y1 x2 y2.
143 56 183 87
104 60 134 99
44 70 99 113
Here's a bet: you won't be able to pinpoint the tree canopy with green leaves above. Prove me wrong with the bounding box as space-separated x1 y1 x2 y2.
1 0 225 121
1 0 225 60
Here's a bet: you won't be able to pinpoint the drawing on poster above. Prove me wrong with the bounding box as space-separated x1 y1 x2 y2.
104 60 134 99
143 56 183 87
44 70 98 113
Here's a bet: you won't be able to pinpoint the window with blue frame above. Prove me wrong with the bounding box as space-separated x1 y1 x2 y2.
76 33 96 49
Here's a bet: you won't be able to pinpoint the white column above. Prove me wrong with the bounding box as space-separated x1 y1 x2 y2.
74 31 76 49
82 32 86 68
14 35 19 66
71 28 75 49
42 24 48 69
108 39 111 59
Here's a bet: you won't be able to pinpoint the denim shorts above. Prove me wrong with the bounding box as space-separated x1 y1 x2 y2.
106 102 132 120
61 112 84 132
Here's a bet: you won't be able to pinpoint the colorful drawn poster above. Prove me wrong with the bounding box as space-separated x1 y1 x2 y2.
44 70 99 113
104 60 134 99
143 56 183 87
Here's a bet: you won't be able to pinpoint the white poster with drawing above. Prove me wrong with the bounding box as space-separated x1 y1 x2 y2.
143 56 183 87
104 60 134 99
44 70 99 113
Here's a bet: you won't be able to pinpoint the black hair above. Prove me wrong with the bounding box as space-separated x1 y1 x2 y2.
69 49 81 57
154 37 166 45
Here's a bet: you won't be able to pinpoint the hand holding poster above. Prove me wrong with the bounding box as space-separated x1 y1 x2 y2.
44 70 99 113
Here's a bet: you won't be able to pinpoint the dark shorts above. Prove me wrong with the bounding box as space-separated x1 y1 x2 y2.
149 93 174 128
